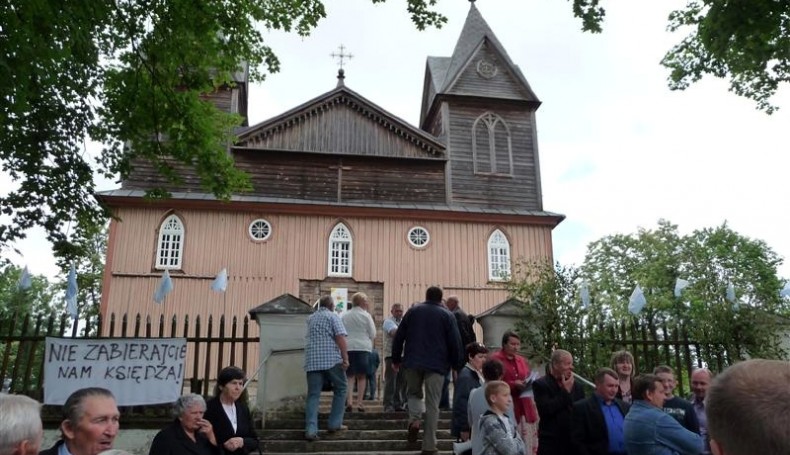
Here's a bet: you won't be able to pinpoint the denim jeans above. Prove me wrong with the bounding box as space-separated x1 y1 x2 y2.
305 363 348 436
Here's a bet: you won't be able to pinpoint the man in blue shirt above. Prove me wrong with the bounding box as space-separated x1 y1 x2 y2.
304 295 349 441
572 367 629 455
624 374 702 455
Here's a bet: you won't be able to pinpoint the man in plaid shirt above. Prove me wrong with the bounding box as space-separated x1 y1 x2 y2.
304 295 350 441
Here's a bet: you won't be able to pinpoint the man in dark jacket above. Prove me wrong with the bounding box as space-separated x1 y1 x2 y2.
443 295 476 410
533 349 585 455
572 367 629 455
392 286 463 455
446 295 476 348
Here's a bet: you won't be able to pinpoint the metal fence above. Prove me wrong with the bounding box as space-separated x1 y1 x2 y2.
0 311 258 421
550 320 740 395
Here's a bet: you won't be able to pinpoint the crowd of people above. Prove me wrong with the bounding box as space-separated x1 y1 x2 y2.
0 365 258 455
301 285 790 455
1 285 788 455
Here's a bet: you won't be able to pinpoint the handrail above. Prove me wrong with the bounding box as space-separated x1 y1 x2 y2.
573 372 595 388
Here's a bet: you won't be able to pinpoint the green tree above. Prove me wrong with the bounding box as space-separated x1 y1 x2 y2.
0 264 55 320
507 221 789 388
661 1 790 114
51 221 108 325
678 224 787 359
581 220 789 360
568 1 790 114
508 260 605 378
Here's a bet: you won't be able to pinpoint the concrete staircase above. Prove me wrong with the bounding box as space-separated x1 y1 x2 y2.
261 394 455 455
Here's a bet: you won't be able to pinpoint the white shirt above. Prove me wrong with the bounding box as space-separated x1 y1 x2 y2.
342 306 376 351
222 401 238 432
382 316 401 356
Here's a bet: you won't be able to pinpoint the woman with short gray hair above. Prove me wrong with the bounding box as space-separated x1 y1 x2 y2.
148 394 220 455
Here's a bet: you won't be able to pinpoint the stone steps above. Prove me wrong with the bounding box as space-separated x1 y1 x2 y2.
264 453 446 455
262 393 456 454
262 438 454 453
260 429 454 440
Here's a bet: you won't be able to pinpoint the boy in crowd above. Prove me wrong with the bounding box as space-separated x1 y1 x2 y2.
478 381 526 455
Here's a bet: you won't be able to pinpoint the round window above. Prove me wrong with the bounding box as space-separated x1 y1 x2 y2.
407 226 430 248
248 219 272 241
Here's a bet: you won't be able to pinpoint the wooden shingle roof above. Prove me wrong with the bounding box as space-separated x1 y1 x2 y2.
236 81 446 160
421 3 540 124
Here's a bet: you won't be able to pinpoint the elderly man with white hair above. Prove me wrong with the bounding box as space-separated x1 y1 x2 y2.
0 393 43 455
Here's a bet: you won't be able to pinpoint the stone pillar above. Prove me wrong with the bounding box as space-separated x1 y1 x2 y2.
248 293 313 426
475 298 525 348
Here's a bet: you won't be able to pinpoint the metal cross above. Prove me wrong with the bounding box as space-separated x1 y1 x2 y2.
330 44 354 70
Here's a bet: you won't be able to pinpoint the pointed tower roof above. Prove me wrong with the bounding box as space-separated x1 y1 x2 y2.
442 2 503 92
421 3 540 124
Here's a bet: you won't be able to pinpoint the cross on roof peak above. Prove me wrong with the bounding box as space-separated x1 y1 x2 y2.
330 44 353 70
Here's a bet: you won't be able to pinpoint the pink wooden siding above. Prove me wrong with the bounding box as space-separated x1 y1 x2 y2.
103 208 554 326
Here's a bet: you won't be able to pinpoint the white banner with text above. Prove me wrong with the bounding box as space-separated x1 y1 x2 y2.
44 337 187 406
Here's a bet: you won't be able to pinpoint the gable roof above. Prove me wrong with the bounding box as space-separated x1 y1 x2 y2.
421 3 540 122
236 81 445 160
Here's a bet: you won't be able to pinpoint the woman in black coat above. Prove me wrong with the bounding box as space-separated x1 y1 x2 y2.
204 366 259 454
148 394 221 455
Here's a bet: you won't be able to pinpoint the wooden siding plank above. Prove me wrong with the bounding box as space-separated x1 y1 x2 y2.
446 104 541 209
243 102 440 160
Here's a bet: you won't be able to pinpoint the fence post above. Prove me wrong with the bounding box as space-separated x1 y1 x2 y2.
217 315 226 377
203 315 214 396
229 316 238 368
242 316 250 373
9 314 32 393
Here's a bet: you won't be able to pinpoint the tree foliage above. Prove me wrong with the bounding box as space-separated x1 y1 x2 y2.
582 220 789 360
568 0 789 113
508 260 606 377
661 0 790 114
581 219 788 361
0 264 54 320
51 222 108 324
508 220 789 379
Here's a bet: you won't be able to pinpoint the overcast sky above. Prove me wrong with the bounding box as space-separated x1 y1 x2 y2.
7 0 790 282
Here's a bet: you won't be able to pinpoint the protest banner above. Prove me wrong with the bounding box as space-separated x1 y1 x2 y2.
44 337 187 406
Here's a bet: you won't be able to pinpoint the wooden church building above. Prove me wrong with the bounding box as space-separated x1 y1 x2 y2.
98 3 564 337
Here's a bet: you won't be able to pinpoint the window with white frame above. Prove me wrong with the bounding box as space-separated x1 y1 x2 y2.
248 219 272 241
328 223 352 276
487 229 511 281
156 214 184 269
407 226 430 248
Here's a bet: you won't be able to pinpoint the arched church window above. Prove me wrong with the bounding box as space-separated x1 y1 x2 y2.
487 229 511 281
328 222 353 277
156 214 184 270
472 112 513 175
